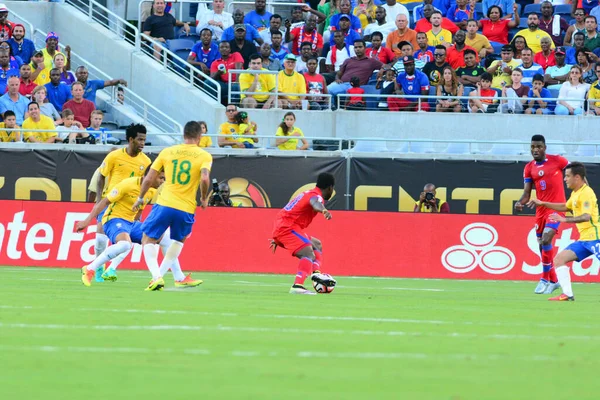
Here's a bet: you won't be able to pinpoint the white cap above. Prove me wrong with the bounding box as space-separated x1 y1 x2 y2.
0 4 8 12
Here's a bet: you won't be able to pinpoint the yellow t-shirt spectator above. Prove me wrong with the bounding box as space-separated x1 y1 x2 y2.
22 115 57 143
199 135 213 147
426 29 452 46
277 70 306 100
0 122 21 142
588 81 600 108
239 68 276 102
276 126 304 150
489 58 521 89
32 67 51 85
219 121 250 144
512 29 554 54
353 5 377 30
236 123 256 144
465 34 491 53
42 49 65 71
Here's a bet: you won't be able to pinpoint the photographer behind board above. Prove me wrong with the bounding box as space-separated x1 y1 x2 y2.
414 183 450 213
209 179 241 207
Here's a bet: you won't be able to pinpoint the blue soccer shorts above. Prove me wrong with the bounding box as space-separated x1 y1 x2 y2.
103 218 134 244
141 204 194 242
565 240 600 262
129 221 143 244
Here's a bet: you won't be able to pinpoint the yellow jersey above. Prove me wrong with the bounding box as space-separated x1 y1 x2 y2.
0 122 20 142
199 135 213 148
588 80 600 108
102 177 156 224
239 68 276 102
566 184 600 241
99 148 152 197
426 29 452 46
512 29 554 53
33 67 51 86
238 123 256 144
22 116 57 142
151 144 213 214
277 70 306 100
219 121 251 144
465 34 491 53
276 126 304 150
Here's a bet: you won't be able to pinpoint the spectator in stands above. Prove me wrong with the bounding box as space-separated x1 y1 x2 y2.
511 35 527 60
295 42 316 74
478 4 519 45
210 41 244 105
389 55 431 111
576 49 597 84
525 73 552 115
318 0 339 30
446 0 476 30
270 31 290 61
367 31 395 64
415 5 459 35
446 30 478 69
325 30 356 82
481 0 515 17
115 87 138 119
329 14 362 49
345 76 366 109
0 76 28 124
236 111 258 147
465 20 493 59
566 32 586 64
545 47 572 89
42 32 68 71
230 25 258 69
537 1 569 47
63 82 96 128
329 0 362 35
587 65 600 115
487 44 520 89
382 0 409 24
426 11 453 47
375 67 397 109
534 36 557 71
499 68 528 113
353 0 377 31
259 43 282 71
56 109 86 144
413 0 433 22
144 0 191 60
86 110 111 142
195 0 233 41
53 53 75 85
187 28 220 75
456 49 485 87
414 183 450 213
392 41 426 73
518 47 544 87
328 39 383 98
240 53 276 109
436 65 463 112
364 7 396 42
45 68 72 112
18 64 35 99
32 85 61 125
0 110 20 142
555 66 590 115
8 24 34 64
513 13 554 54
31 50 51 86
565 8 586 46
303 57 329 110
386 14 418 57
198 121 212 147
259 14 284 44
218 104 243 148
0 50 17 92
584 16 600 51
22 101 61 143
276 112 308 151
287 14 323 56
278 54 307 109
414 32 435 63
222 9 263 44
468 72 498 113
0 4 14 42
245 0 272 32
422 45 449 86
76 66 127 105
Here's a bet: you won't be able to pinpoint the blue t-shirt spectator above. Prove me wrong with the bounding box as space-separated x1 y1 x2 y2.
528 87 554 112
329 29 362 47
189 41 221 68
329 14 362 33
518 63 544 87
432 0 452 15
9 56 22 70
8 38 35 64
396 70 430 101
83 79 105 104
0 68 20 94
0 93 30 124
244 10 273 32
45 82 72 111
221 24 261 43
271 46 290 61
446 5 477 24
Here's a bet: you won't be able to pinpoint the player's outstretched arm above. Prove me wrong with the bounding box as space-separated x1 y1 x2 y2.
133 169 158 211
550 213 591 224
199 168 211 209
95 173 106 204
526 198 569 212
310 197 331 220
515 181 532 212
76 197 110 232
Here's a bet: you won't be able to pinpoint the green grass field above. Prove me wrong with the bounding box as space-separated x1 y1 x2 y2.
1 267 599 399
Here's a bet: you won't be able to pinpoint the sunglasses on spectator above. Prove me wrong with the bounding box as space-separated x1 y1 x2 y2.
574 13 585 16
226 109 236 112
434 53 445 57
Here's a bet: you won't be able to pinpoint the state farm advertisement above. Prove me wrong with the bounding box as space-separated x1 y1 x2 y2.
0 200 598 282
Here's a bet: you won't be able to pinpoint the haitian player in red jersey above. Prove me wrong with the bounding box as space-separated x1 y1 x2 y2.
270 173 337 295
515 135 568 294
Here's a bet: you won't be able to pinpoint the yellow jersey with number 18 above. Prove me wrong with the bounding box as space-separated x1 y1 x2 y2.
566 184 600 241
151 144 213 214
99 148 152 197
102 177 157 224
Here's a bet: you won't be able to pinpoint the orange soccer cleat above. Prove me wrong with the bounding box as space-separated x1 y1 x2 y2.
81 266 95 287
548 293 575 301
174 274 203 288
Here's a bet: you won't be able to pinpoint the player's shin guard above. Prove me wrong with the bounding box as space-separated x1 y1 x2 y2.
555 266 573 297
294 257 313 286
87 241 132 271
95 233 109 258
159 240 185 281
143 243 161 280
541 244 556 282
313 250 323 273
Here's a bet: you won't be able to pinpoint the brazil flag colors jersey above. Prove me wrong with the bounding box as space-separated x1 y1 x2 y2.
102 177 157 224
99 148 152 197
151 144 213 214
566 184 600 241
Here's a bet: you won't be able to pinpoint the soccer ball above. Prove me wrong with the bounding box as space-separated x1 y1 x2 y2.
312 274 336 294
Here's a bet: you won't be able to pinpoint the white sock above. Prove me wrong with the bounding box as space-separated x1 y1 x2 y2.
158 233 173 276
87 241 132 271
159 240 185 281
107 246 132 271
95 233 109 257
143 243 161 280
556 266 573 297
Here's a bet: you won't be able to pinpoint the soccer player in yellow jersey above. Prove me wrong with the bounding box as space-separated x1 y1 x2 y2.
133 121 212 291
528 162 600 301
92 124 151 282
76 173 164 286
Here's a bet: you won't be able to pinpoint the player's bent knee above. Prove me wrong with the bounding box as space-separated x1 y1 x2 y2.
310 237 322 251
295 246 315 261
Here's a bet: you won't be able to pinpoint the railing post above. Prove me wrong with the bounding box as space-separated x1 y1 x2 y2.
88 0 93 20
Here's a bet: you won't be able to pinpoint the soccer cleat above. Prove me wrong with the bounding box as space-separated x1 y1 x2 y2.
81 266 95 287
534 279 548 294
94 265 105 283
543 281 561 294
289 285 316 295
548 293 574 301
311 272 337 288
101 268 118 282
174 274 203 288
144 277 165 291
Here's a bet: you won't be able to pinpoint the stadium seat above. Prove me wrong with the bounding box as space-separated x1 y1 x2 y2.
352 140 389 152
488 141 527 155
523 4 541 15
428 86 437 109
474 2 482 15
461 86 474 109
404 2 421 12
547 141 567 155
445 142 472 154
385 140 408 152
167 38 195 52
409 141 436 153
179 33 200 43
518 19 529 29
491 41 504 54
554 4 571 15
575 145 597 157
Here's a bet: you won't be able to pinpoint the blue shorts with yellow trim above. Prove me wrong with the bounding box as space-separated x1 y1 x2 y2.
96 206 107 223
142 204 194 242
130 221 143 244
566 240 600 262
103 218 134 244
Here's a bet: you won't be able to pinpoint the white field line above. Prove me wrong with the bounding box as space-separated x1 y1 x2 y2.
0 321 598 342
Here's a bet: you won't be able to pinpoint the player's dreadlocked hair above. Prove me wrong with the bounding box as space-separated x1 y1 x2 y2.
316 173 335 189
531 134 545 143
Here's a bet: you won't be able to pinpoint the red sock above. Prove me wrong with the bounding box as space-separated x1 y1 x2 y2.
313 250 323 273
294 257 313 286
541 244 555 282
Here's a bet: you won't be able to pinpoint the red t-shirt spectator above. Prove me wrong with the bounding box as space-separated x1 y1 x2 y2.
62 98 95 128
210 52 244 82
347 87 365 104
0 21 15 42
19 79 37 98
415 18 459 34
290 26 323 55
534 51 556 71
480 88 498 104
303 73 326 95
366 46 395 64
480 19 510 44
446 45 479 69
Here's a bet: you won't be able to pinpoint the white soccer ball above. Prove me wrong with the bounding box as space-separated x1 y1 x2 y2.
312 274 335 294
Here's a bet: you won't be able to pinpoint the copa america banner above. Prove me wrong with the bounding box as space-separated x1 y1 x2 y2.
0 200 597 282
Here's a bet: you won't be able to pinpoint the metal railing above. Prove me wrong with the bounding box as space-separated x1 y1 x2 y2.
227 0 302 14
0 127 140 145
8 10 35 40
